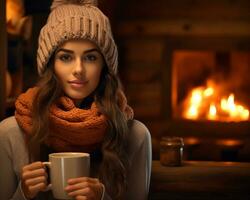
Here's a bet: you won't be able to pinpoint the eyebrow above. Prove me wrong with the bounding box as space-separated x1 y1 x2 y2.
56 48 100 54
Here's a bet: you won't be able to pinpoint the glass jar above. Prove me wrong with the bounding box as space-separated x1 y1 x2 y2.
160 137 184 166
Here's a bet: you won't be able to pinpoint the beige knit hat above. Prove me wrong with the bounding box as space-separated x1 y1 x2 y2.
37 0 118 75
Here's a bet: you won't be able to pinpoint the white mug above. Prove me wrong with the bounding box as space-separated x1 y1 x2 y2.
43 152 90 199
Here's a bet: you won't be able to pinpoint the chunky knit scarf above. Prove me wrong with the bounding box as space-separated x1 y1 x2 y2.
15 87 133 152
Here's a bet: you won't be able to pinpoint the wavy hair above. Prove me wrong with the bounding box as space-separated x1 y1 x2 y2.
29 56 130 199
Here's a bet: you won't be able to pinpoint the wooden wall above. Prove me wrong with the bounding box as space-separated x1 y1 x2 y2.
117 0 250 20
115 0 250 160
0 0 7 120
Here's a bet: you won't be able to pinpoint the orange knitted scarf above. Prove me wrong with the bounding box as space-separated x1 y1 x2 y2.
15 87 133 152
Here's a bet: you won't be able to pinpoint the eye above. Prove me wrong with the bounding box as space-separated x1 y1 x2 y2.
58 54 73 62
84 54 97 62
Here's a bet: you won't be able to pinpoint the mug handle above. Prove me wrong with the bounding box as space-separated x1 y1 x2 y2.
43 162 52 191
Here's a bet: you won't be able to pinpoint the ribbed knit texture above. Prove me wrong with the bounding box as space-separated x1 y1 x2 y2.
37 0 118 75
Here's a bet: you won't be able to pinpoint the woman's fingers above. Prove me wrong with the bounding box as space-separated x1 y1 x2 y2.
21 162 48 199
67 177 99 184
27 182 47 195
65 177 103 199
22 168 47 180
65 181 89 191
22 161 47 180
22 161 44 171
75 196 87 200
67 187 92 197
25 175 47 186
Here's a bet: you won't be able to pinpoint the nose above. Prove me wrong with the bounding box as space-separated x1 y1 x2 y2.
73 57 85 76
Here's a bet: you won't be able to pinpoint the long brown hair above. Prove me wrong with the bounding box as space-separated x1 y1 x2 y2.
29 56 130 199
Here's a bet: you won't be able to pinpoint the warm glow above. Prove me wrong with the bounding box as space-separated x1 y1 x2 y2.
208 104 217 120
216 139 243 147
241 109 249 120
190 89 203 105
6 0 26 35
184 137 200 145
204 87 214 97
183 80 249 121
221 98 228 111
6 0 24 24
228 94 236 111
186 105 199 119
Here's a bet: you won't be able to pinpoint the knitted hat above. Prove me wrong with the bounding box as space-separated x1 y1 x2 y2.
37 0 118 75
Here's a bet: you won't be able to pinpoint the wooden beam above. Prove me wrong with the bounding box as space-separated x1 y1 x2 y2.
0 0 7 120
167 119 250 139
119 0 250 20
117 20 250 37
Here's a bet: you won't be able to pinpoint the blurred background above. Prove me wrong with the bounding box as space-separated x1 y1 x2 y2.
1 0 250 162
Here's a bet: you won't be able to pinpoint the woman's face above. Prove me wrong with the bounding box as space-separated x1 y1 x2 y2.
54 39 104 105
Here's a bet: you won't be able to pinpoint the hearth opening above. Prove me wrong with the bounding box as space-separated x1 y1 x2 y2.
172 51 250 122
166 45 250 162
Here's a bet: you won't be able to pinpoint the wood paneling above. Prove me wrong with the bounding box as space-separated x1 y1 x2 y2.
116 0 250 162
126 82 163 118
119 0 250 20
122 39 165 62
119 39 166 120
123 65 161 83
127 82 162 104
0 0 7 120
133 102 162 119
117 20 250 37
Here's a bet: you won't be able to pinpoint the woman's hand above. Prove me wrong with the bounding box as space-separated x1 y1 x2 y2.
21 161 48 199
65 177 104 200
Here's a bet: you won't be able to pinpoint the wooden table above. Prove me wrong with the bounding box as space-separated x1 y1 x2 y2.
149 160 250 200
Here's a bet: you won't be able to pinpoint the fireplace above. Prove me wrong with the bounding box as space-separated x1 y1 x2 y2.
115 0 250 162
163 36 250 162
174 51 250 121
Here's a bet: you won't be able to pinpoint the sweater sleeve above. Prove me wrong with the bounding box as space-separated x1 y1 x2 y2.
100 120 152 200
125 120 152 200
0 118 27 200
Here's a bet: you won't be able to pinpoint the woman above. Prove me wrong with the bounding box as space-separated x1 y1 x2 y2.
0 0 151 200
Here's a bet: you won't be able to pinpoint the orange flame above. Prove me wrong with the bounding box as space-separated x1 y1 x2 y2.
208 103 217 120
183 81 249 121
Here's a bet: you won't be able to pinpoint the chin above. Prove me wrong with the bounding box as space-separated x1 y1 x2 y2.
67 91 90 102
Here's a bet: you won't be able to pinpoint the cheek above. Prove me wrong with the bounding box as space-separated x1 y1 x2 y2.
54 65 69 81
54 63 61 78
91 69 103 85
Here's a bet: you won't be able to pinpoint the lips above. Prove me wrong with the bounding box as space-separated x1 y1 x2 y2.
68 80 88 88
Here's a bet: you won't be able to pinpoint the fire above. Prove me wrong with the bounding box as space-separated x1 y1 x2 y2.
204 87 214 97
208 104 216 120
220 94 249 120
183 82 249 121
